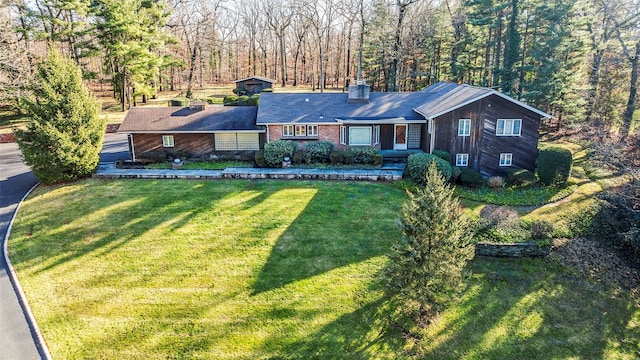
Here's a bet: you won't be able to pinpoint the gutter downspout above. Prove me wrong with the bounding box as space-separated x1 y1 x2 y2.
128 134 136 162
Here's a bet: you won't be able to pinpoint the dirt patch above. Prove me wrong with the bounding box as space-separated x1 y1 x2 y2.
550 237 640 302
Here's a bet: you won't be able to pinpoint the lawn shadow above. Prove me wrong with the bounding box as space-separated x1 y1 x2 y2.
420 258 639 359
251 182 403 295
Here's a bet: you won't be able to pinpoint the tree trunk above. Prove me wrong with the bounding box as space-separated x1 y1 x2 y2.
585 49 604 122
187 42 198 98
620 41 640 139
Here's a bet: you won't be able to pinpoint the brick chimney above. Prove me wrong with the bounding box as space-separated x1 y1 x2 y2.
348 81 370 104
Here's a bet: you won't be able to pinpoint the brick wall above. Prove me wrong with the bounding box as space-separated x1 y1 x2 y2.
267 124 344 149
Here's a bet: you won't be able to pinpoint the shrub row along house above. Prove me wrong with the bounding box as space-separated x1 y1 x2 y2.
118 78 551 176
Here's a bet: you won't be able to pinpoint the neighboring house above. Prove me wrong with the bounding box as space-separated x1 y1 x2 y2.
234 76 275 95
118 104 265 161
257 81 551 176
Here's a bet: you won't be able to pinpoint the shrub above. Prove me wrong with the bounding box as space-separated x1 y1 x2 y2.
406 153 453 185
306 141 334 163
432 149 451 164
531 220 554 242
475 218 530 243
373 154 383 166
237 95 250 106
232 87 247 95
487 176 505 189
206 97 223 105
460 168 484 187
451 166 462 182
506 168 537 187
223 95 239 106
261 87 274 92
248 94 260 106
349 146 378 164
169 97 190 107
263 140 297 167
343 151 354 164
293 149 305 164
254 150 266 167
330 150 345 164
138 151 167 163
537 146 572 186
479 205 520 224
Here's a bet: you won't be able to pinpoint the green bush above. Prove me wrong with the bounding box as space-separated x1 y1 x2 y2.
237 95 250 106
506 168 537 187
406 153 453 184
537 146 572 186
223 95 239 106
373 154 383 166
261 88 274 92
254 150 266 167
264 140 297 167
531 220 554 242
232 87 247 95
344 151 354 164
451 166 462 182
475 219 531 243
293 149 305 164
330 150 345 164
460 168 484 188
248 94 260 106
306 141 334 163
206 97 223 105
169 97 190 107
349 146 378 164
432 149 451 164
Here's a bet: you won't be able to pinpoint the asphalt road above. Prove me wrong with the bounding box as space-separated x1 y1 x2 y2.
0 133 129 360
0 142 42 360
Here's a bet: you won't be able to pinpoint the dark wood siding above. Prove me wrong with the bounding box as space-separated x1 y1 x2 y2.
133 133 215 157
432 95 541 176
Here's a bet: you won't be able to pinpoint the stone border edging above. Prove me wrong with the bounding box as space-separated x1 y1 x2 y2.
3 183 53 360
475 241 550 258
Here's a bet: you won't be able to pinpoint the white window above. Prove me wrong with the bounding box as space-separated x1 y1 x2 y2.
283 125 294 137
340 126 346 145
456 153 469 167
458 119 471 136
496 119 522 136
295 125 306 136
373 125 380 145
349 127 372 146
499 153 513 166
307 125 318 137
162 135 174 148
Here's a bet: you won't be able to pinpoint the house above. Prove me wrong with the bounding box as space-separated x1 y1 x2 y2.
118 104 265 162
234 76 275 96
118 81 550 176
256 82 551 176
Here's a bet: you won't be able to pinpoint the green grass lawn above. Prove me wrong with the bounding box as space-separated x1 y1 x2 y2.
9 179 640 359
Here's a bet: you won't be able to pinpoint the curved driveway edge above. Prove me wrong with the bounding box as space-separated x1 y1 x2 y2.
0 142 50 360
2 184 52 360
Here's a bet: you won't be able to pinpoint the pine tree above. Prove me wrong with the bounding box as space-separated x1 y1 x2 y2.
384 162 475 319
15 47 105 185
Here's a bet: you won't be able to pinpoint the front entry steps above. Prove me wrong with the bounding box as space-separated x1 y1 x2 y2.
380 149 424 163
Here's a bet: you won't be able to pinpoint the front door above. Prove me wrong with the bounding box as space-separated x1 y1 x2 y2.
394 124 408 150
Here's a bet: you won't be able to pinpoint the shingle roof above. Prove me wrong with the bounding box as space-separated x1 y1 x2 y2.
415 82 551 119
256 92 427 124
118 106 264 133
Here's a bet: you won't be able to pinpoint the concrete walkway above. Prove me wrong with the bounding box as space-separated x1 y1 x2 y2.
93 162 406 181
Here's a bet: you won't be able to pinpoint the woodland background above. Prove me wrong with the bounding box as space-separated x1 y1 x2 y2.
0 0 638 137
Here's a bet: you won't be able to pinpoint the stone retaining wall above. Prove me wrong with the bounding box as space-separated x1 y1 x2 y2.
475 242 550 258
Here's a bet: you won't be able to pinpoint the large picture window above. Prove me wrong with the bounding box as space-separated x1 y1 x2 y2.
496 119 522 136
349 127 372 146
458 119 471 136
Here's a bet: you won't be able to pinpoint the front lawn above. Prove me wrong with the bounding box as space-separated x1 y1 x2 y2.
9 180 640 358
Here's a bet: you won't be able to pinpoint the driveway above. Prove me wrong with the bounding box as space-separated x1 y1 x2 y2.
0 134 127 360
0 142 43 360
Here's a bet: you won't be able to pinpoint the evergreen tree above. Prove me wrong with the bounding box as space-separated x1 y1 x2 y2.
15 47 105 185
384 163 475 319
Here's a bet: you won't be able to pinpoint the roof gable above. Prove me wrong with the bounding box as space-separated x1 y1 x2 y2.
415 82 551 119
234 76 275 84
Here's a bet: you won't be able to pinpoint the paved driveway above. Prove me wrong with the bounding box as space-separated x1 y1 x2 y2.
0 142 43 360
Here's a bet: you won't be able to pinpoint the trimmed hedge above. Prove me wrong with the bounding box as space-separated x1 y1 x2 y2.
537 146 572 186
406 153 453 184
264 140 297 167
432 149 452 164
248 94 260 106
169 98 190 107
460 167 484 187
349 146 378 164
261 88 274 92
223 95 239 106
237 95 250 106
306 141 334 163
506 168 537 187
254 150 267 167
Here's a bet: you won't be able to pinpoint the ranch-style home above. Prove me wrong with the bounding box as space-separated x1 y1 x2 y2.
118 81 550 176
